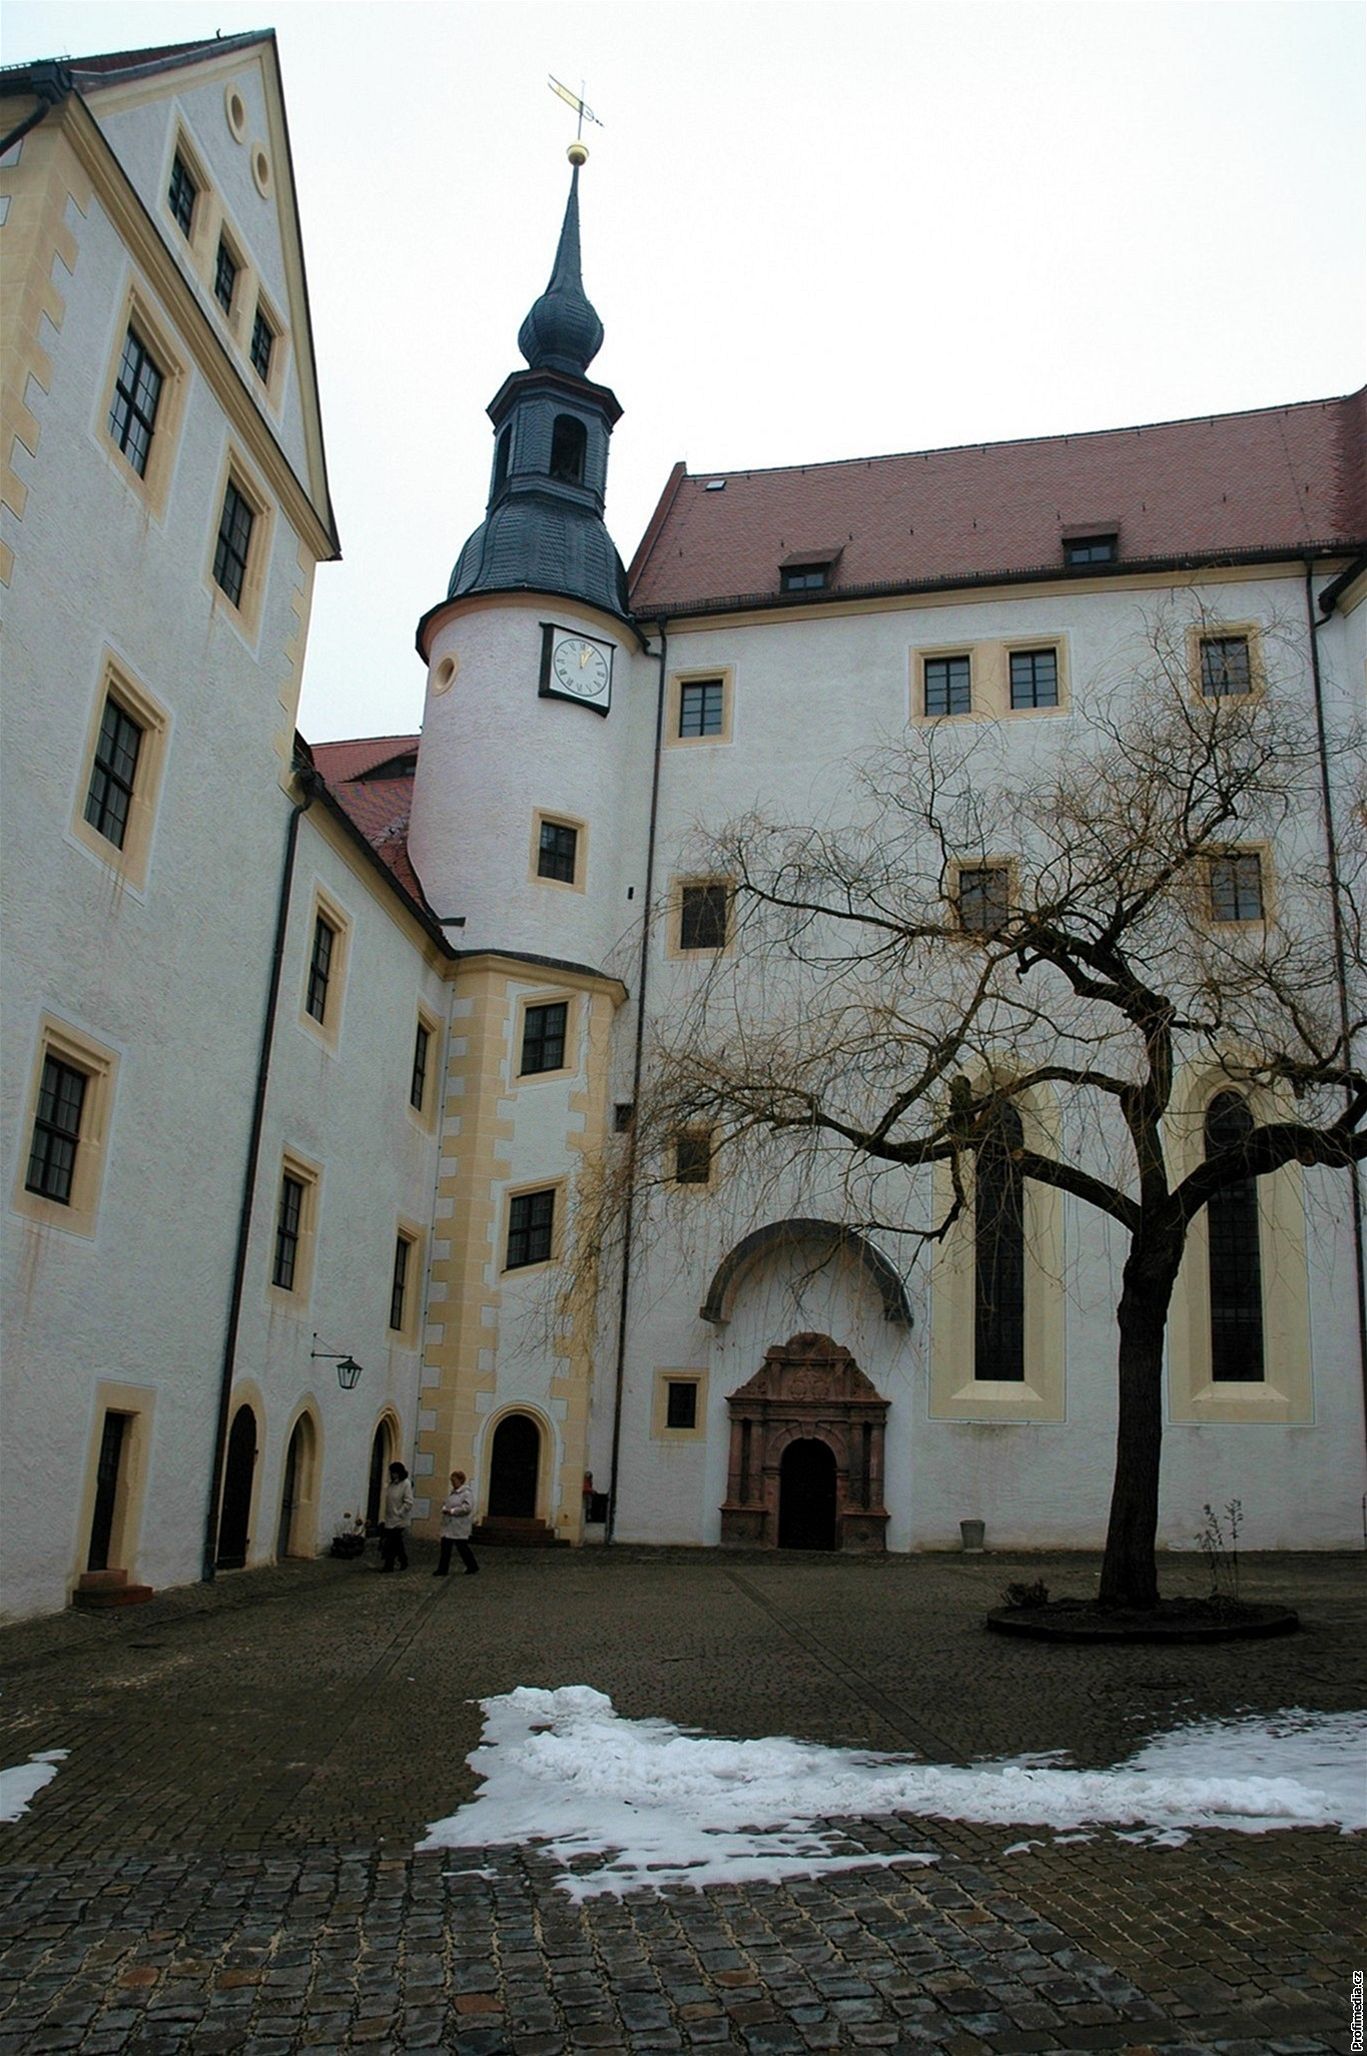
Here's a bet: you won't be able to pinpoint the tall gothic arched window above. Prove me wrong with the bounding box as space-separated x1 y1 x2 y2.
1204 1091 1265 1382
549 413 587 484
974 1102 1025 1381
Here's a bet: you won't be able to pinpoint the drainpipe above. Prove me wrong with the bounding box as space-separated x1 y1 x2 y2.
202 769 321 1580
0 63 71 158
1302 563 1367 1435
605 622 668 1540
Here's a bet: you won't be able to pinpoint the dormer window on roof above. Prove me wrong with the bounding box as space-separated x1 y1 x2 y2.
779 547 842 594
1062 531 1118 566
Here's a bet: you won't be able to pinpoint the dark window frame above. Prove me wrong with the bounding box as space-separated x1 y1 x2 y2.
665 1380 699 1430
107 326 163 478
679 882 729 952
1008 647 1059 711
25 1054 87 1205
214 236 238 315
506 1187 555 1269
924 654 971 717
520 1001 569 1077
306 913 336 1024
1205 1092 1265 1382
956 864 1011 935
84 695 144 851
410 1021 431 1111
1199 634 1253 698
1209 851 1265 923
249 304 275 382
780 563 830 592
974 1102 1026 1381
389 1234 411 1332
1062 533 1117 565
678 678 725 738
273 1173 305 1291
537 818 579 884
213 479 254 607
549 413 587 484
673 1130 712 1186
168 151 197 236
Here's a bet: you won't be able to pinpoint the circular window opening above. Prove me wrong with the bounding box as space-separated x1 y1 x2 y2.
252 147 271 197
225 87 247 139
432 655 458 696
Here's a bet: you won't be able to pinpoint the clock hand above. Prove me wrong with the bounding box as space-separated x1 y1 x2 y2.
579 645 590 667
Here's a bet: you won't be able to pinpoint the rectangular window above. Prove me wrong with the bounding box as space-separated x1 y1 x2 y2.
410 1022 430 1110
679 882 729 951
1200 635 1252 697
107 328 163 478
666 1380 699 1430
306 914 336 1023
674 1131 712 1186
250 305 275 382
389 1235 411 1332
83 697 144 851
506 1188 555 1269
214 237 238 315
780 563 830 592
273 1173 304 1291
25 1055 87 1205
537 819 578 883
520 1000 568 1076
213 481 254 607
1009 648 1059 710
1209 852 1264 922
924 655 971 717
168 151 197 236
679 679 725 738
1063 533 1116 565
957 865 1010 934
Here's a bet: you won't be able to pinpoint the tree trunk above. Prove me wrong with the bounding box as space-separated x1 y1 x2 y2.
1098 1246 1180 1609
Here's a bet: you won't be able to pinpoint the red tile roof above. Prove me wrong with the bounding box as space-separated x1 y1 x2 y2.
310 736 429 909
628 389 1367 618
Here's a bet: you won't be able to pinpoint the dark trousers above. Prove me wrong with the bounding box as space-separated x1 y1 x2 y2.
380 1525 408 1571
435 1537 478 1575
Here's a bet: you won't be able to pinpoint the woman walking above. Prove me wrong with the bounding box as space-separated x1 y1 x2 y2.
433 1470 479 1576
379 1461 415 1572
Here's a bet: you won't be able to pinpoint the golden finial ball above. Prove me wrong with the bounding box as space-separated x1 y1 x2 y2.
567 141 589 167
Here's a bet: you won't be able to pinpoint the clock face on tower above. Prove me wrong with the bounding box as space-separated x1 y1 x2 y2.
540 624 614 716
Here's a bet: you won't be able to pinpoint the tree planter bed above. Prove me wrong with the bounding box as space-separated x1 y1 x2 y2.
985 1598 1300 1644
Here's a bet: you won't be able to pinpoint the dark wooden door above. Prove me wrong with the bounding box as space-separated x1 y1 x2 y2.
216 1404 257 1568
277 1420 303 1558
488 1414 540 1518
87 1410 128 1572
778 1438 837 1550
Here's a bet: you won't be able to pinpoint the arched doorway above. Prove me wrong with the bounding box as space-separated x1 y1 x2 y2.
778 1439 837 1550
216 1403 257 1569
276 1415 315 1559
366 1420 392 1533
488 1413 540 1519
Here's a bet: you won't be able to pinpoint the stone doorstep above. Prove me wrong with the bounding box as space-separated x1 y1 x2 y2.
72 1569 154 1610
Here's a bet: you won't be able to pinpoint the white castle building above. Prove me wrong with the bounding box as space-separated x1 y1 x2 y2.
2 34 1363 1619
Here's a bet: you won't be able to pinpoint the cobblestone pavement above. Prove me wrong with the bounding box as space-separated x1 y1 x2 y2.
1 1547 1363 2053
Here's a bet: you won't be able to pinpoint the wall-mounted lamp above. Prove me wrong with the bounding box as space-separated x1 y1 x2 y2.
311 1334 363 1390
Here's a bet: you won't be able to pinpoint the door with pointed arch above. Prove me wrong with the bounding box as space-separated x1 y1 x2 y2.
216 1403 257 1568
487 1413 541 1519
366 1418 394 1533
276 1413 316 1559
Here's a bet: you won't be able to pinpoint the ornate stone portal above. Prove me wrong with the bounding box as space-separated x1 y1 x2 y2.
720 1332 890 1552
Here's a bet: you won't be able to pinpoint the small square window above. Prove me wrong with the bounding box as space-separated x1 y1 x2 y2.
1200 635 1252 697
306 914 336 1024
537 819 578 883
1209 852 1264 922
84 697 143 851
673 1131 712 1186
679 882 729 952
107 328 163 478
679 679 725 738
213 480 255 607
924 655 971 717
957 865 1010 934
214 238 238 315
250 305 274 382
389 1234 411 1332
168 151 197 236
25 1055 87 1206
1009 648 1058 710
506 1188 555 1269
665 1380 699 1430
521 1001 568 1076
273 1173 305 1291
1063 533 1116 565
613 1102 634 1134
410 1021 430 1110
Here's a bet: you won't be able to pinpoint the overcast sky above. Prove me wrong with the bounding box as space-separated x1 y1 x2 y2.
5 1 1363 743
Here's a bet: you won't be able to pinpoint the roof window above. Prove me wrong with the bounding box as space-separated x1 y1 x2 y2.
779 546 841 594
1062 531 1118 566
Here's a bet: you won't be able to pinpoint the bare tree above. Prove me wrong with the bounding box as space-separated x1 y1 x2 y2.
630 612 1366 1608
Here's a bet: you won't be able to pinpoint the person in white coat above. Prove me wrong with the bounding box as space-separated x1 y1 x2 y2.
379 1461 415 1572
433 1469 479 1577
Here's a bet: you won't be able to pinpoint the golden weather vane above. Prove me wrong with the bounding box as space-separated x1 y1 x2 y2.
548 75 604 144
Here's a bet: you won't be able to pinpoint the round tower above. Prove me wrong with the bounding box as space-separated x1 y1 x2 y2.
409 151 640 971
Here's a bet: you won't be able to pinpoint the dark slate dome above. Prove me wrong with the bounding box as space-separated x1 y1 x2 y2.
448 495 629 618
516 166 603 375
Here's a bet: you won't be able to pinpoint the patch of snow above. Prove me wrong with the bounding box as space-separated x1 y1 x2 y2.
0 1749 66 1823
418 1686 1365 1899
